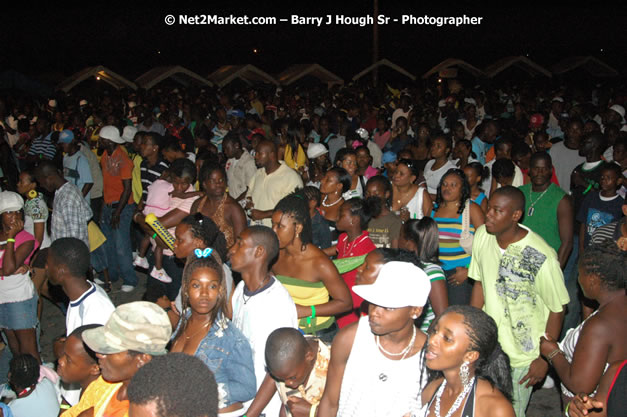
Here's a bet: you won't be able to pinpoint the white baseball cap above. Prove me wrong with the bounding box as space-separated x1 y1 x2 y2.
99 125 125 144
307 143 328 159
122 126 138 143
353 261 431 308
609 104 625 123
0 191 25 215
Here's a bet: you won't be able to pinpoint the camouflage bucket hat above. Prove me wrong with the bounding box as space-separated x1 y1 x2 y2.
82 301 171 356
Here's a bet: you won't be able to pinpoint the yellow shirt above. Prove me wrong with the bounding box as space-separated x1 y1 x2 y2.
283 144 307 170
61 376 125 417
131 154 143 204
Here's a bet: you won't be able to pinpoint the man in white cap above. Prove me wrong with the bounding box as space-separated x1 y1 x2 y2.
98 126 137 292
223 133 257 202
58 129 93 204
318 261 431 417
64 301 172 417
547 97 565 139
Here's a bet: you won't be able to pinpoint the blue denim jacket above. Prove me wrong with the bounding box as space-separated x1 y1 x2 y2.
174 313 256 408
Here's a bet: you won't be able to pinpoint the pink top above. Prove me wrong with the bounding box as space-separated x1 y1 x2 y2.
0 230 39 269
373 130 391 149
144 179 174 217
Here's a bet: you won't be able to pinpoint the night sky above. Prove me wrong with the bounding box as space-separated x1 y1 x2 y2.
2 4 625 82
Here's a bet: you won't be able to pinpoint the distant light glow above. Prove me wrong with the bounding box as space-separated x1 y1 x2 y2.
253 48 258 54
157 50 161 54
437 78 442 83
96 76 101 80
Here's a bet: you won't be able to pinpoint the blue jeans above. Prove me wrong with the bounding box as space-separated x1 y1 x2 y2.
561 235 581 340
101 203 137 286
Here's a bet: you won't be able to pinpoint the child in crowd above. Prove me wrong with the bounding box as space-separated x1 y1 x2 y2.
576 163 625 252
463 162 489 213
133 170 201 283
323 198 376 328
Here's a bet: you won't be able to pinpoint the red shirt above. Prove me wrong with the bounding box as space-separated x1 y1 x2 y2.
336 231 376 328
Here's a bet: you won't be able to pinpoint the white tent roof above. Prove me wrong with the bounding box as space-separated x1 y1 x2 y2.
352 59 416 82
277 64 344 87
485 56 552 78
422 58 485 79
208 64 279 87
57 66 137 92
136 66 213 90
551 56 619 77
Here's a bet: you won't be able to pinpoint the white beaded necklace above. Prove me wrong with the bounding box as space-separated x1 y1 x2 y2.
432 377 475 417
376 325 416 357
322 194 342 207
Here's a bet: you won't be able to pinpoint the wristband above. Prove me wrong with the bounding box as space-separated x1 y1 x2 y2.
6 238 15 243
310 305 316 319
152 233 158 239
582 183 593 195
547 348 563 365
564 401 570 417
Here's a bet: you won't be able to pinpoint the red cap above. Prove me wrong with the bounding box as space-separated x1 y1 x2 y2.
529 113 545 128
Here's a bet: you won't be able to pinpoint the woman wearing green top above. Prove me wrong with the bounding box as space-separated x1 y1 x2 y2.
271 193 352 342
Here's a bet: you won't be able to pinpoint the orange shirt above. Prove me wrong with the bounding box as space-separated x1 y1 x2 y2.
100 146 133 205
103 389 129 417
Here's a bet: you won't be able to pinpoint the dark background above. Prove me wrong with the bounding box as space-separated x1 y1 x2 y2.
2 4 625 81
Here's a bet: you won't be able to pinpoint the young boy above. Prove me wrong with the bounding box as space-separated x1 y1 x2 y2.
577 163 625 252
56 324 102 409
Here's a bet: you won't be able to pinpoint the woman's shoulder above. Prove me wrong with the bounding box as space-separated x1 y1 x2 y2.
475 379 515 417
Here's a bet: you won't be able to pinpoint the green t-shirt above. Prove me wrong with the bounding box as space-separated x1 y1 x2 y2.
469 225 569 368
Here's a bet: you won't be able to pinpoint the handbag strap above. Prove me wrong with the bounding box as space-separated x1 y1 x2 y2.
460 200 471 239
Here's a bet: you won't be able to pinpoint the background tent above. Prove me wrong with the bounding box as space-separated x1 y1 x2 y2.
352 59 416 82
208 64 279 87
422 58 485 79
485 56 552 78
136 65 213 90
57 66 137 92
277 64 344 88
551 56 619 78
0 70 52 96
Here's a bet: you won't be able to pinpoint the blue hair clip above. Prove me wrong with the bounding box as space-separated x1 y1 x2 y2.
194 248 213 258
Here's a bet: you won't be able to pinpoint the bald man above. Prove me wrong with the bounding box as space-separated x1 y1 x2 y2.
469 186 569 417
245 139 303 227
265 328 330 417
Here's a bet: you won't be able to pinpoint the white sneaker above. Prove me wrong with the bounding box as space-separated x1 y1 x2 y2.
121 285 135 293
133 256 149 269
93 277 105 285
542 375 555 389
150 267 173 283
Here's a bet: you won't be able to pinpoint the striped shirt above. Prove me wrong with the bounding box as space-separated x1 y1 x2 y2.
140 158 169 201
591 218 623 245
431 210 475 271
27 133 56 160
420 262 446 332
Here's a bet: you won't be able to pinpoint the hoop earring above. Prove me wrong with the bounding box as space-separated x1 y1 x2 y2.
459 361 470 386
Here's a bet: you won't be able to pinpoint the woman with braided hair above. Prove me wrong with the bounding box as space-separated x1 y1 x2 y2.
418 305 514 417
540 240 626 409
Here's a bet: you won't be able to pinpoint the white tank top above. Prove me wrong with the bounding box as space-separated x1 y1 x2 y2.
338 316 427 417
405 187 426 220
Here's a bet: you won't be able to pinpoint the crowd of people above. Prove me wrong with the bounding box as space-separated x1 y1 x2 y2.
0 79 625 417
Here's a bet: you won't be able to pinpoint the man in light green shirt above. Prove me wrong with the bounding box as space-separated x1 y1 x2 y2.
469 186 569 417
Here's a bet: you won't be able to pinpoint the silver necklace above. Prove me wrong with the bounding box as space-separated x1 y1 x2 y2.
432 377 475 417
322 194 342 207
526 186 550 216
376 325 416 357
